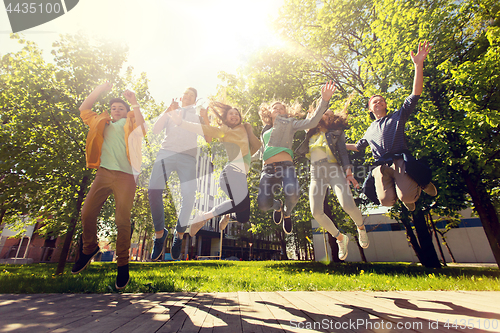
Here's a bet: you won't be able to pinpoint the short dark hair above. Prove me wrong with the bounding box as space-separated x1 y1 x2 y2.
368 94 385 108
109 98 130 112
187 87 197 100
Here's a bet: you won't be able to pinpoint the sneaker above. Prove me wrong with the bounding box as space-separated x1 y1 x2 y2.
283 216 293 234
357 228 369 249
403 201 415 211
151 228 168 261
422 182 437 197
189 219 208 237
337 234 349 261
171 231 183 260
273 200 283 225
219 214 231 231
71 244 100 274
115 264 129 290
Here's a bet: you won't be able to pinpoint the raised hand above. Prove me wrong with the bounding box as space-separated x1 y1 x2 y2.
410 41 432 66
167 98 180 112
321 80 337 101
200 107 208 119
166 108 183 126
98 81 112 92
123 90 137 105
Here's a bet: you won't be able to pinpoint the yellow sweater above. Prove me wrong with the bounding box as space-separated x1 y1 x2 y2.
80 109 145 171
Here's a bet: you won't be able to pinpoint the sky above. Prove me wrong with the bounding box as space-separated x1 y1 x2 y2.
0 0 285 105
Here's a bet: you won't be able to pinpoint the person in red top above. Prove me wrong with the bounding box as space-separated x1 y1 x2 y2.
72 82 145 290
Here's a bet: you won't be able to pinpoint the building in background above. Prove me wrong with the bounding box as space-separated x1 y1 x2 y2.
311 208 495 263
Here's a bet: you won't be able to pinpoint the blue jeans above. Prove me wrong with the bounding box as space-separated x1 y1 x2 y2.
257 161 299 217
148 149 197 233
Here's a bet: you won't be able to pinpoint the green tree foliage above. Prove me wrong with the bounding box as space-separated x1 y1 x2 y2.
217 0 500 267
0 33 154 273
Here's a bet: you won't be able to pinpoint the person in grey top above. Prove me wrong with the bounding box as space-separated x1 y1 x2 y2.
148 87 202 261
257 81 336 234
347 41 436 211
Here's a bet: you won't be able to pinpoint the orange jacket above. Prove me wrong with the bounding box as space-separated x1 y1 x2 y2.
80 109 145 172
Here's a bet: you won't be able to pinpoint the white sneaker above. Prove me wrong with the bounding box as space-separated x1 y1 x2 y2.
403 201 415 211
337 234 349 261
357 228 369 249
422 182 437 196
189 213 209 237
219 214 232 231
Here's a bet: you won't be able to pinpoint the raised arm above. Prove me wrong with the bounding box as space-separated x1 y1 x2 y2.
293 81 337 131
410 41 432 96
152 99 179 134
79 82 112 111
200 107 213 142
123 90 144 127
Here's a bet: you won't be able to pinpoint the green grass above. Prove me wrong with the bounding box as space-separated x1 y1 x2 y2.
0 261 499 294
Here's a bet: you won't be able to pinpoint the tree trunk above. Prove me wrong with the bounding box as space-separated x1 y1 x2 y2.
327 233 342 263
399 215 424 263
412 209 441 268
356 239 368 263
428 214 447 266
461 171 500 268
0 207 6 226
56 174 90 274
276 230 288 260
140 229 147 262
436 230 457 263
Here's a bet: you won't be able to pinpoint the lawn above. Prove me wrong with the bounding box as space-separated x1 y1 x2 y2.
0 261 498 294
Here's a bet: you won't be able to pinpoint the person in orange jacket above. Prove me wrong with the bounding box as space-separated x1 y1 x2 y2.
72 82 145 290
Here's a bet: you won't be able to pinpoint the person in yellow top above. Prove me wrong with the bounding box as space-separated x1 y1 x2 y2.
297 101 368 261
72 82 145 290
167 101 261 236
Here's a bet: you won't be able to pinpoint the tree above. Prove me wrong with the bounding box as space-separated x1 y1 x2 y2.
267 0 500 268
0 33 153 273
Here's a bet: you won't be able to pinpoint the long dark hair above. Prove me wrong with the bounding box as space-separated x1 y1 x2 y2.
305 92 354 141
210 101 242 128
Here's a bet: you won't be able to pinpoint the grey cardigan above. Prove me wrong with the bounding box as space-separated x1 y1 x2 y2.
296 129 353 171
259 99 330 153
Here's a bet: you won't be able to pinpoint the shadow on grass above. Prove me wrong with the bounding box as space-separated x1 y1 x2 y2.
261 261 500 278
0 261 498 294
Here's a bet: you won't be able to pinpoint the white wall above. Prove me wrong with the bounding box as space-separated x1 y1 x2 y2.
312 210 495 263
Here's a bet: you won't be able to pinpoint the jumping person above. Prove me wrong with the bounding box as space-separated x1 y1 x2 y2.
148 88 203 261
167 102 262 236
296 100 368 261
257 81 336 234
346 41 436 211
72 82 145 290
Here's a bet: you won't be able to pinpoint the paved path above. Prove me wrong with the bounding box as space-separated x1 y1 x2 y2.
1 291 499 332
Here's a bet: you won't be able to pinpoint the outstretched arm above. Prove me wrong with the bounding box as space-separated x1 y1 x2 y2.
153 99 179 134
345 143 358 152
294 81 337 131
79 82 112 111
411 41 432 96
